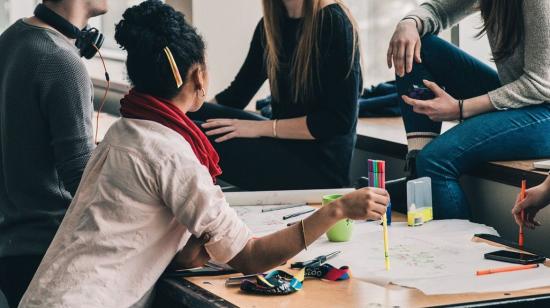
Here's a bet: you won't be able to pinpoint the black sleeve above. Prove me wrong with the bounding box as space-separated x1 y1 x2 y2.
306 11 361 139
38 50 95 196
215 20 268 109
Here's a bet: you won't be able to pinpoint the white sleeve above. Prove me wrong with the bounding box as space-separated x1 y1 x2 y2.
158 150 252 264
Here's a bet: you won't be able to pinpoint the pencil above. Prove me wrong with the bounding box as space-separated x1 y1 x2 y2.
519 180 526 247
476 263 538 276
382 213 390 271
282 209 315 220
262 203 307 213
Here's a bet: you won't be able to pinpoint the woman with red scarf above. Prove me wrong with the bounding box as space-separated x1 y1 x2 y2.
21 2 390 307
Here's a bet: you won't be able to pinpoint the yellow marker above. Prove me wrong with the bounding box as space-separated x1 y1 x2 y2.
295 268 305 282
382 213 390 271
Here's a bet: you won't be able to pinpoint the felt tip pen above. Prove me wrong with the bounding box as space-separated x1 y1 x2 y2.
476 263 538 276
283 209 315 220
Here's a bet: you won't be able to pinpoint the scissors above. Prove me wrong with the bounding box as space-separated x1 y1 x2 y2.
290 251 341 269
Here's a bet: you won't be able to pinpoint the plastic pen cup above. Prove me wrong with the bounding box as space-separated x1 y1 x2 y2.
323 194 354 242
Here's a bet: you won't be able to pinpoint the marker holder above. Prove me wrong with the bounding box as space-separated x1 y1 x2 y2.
406 177 433 226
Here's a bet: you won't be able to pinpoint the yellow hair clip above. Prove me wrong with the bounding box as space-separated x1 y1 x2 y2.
163 46 183 88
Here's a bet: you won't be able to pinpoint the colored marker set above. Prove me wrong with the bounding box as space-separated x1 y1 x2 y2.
368 159 391 271
368 159 392 224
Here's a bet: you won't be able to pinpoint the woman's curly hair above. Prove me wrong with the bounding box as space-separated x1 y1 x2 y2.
115 0 205 99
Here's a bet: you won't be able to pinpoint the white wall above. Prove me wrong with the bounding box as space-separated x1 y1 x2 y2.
192 0 268 102
8 0 35 23
89 0 269 105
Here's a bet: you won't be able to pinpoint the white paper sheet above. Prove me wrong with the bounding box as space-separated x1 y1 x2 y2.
224 188 354 206
234 204 550 295
233 205 317 236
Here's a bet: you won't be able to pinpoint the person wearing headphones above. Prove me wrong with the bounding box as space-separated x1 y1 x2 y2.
0 0 107 306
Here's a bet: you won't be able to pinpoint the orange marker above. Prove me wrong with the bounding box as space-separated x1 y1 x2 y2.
519 180 526 247
476 263 538 276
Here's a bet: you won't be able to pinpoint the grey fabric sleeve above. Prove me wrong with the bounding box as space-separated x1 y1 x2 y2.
488 1 550 109
406 0 478 36
37 48 95 196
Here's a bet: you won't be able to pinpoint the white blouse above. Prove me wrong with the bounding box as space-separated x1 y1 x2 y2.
20 118 252 308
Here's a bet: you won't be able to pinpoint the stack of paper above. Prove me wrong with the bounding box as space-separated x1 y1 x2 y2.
232 201 550 295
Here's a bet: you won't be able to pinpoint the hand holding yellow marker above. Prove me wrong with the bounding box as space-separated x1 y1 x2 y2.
382 213 390 271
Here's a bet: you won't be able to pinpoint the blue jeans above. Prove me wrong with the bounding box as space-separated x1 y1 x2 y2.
397 35 550 219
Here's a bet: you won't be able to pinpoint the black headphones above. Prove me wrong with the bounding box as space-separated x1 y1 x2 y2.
34 3 104 59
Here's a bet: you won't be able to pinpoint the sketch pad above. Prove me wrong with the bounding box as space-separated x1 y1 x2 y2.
233 202 550 295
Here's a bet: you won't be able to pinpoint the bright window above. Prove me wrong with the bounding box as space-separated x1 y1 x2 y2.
0 0 9 31
345 0 493 85
347 0 423 86
457 13 494 67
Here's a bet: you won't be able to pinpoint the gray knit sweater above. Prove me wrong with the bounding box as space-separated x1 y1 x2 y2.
407 0 550 109
0 20 95 258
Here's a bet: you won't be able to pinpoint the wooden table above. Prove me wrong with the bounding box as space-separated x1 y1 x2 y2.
155 212 550 307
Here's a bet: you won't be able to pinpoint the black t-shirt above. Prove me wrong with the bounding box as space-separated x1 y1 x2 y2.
216 4 361 187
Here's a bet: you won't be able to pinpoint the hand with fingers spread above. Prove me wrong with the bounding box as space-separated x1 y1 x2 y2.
512 177 550 229
202 118 267 143
401 79 460 121
336 187 390 221
387 19 422 77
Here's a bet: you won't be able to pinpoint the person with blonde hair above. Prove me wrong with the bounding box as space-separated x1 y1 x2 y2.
191 0 363 190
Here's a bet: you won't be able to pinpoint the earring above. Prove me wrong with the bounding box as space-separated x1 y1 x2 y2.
199 88 206 98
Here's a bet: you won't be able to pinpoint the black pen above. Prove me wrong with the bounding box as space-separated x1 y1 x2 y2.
225 273 264 286
283 209 315 220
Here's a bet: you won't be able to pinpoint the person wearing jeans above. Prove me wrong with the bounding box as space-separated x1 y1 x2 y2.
387 0 550 219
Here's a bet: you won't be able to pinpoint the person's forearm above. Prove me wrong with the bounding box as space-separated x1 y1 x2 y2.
542 176 550 203
257 117 315 140
462 94 496 118
402 16 423 34
228 201 344 274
